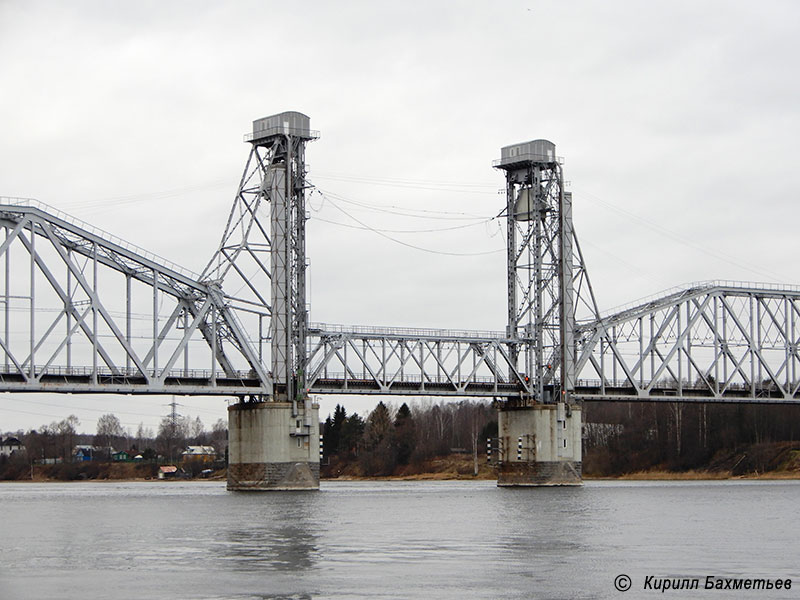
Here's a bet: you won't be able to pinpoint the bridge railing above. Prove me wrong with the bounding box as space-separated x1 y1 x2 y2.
0 364 256 381
312 371 512 387
309 322 509 341
595 279 800 321
0 196 200 280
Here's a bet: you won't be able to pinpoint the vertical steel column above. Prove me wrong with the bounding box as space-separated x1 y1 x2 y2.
791 297 796 386
183 309 189 377
258 315 263 364
4 225 8 371
600 338 606 394
92 242 98 384
270 161 290 400
294 139 309 400
559 187 575 402
66 249 72 370
686 302 693 385
757 298 763 385
125 274 131 372
612 325 618 385
638 317 643 388
649 313 655 384
29 220 35 379
749 294 755 398
713 295 719 394
505 175 517 374
785 296 791 389
152 268 159 377
531 165 543 403
722 300 728 385
210 305 217 386
677 302 683 395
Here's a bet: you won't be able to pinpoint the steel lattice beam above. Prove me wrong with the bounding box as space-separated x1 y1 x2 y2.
0 198 270 396
573 282 800 403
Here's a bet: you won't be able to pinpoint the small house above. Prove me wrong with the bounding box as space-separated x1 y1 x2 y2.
73 445 94 462
181 445 216 464
158 465 179 480
111 450 130 462
0 436 24 457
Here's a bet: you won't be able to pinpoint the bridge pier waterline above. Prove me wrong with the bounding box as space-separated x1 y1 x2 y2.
227 401 320 491
497 403 582 486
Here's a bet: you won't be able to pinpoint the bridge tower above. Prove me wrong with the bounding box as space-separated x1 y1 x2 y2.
494 140 582 485
207 112 320 490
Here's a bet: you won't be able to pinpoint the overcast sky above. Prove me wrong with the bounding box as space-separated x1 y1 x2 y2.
1 0 799 434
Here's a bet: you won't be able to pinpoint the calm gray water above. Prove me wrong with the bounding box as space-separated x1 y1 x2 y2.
0 479 798 599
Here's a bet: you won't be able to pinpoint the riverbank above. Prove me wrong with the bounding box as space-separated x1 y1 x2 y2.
321 443 800 481
4 441 799 482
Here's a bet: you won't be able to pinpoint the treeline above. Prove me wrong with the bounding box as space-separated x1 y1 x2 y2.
324 398 800 478
583 401 800 475
321 400 497 476
1 411 228 477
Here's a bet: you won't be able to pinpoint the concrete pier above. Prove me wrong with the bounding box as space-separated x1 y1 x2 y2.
497 403 582 486
227 401 320 491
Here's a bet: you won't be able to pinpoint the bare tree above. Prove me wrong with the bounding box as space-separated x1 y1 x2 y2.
54 415 79 461
94 413 124 452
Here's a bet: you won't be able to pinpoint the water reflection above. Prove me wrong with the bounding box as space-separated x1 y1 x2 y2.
220 524 318 571
216 494 320 572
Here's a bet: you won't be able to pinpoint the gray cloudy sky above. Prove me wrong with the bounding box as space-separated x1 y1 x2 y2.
1 0 799 434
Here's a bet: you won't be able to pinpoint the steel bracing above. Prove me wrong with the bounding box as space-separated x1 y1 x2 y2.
1 119 799 405
573 281 800 403
0 197 269 395
203 113 317 405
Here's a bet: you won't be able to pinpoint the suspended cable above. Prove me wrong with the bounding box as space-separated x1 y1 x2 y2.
312 172 497 194
319 192 504 257
310 214 493 234
575 187 786 283
311 185 489 220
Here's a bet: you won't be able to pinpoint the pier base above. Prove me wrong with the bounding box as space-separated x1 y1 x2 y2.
227 401 320 491
497 403 582 486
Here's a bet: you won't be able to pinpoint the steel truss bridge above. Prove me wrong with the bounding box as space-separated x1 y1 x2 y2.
1 114 798 406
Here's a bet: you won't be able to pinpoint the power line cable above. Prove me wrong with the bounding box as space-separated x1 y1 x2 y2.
319 192 504 257
575 187 786 283
312 186 489 220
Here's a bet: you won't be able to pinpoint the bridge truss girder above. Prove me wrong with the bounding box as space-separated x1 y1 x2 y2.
306 324 532 398
574 282 800 403
0 199 270 396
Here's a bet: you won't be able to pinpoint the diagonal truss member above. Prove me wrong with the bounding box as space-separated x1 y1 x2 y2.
0 198 269 395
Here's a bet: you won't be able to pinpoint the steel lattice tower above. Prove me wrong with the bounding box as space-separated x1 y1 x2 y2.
495 140 576 405
203 112 317 407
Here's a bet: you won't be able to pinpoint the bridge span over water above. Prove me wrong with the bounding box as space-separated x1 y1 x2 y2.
2 112 797 488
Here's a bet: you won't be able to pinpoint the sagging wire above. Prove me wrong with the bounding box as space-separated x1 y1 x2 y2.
315 190 504 257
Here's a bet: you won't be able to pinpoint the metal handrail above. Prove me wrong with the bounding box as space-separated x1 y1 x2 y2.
309 322 508 341
244 128 320 142
492 154 565 167
0 364 255 380
0 196 200 280
311 371 513 386
596 279 800 321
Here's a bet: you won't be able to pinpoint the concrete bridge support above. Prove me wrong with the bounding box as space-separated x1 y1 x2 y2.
227 401 320 491
497 403 582 486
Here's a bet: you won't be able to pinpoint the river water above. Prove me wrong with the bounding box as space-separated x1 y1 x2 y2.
0 479 798 599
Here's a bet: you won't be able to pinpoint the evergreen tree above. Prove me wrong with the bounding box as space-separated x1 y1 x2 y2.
394 402 415 466
340 412 365 457
322 415 335 458
360 401 396 475
322 404 348 458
